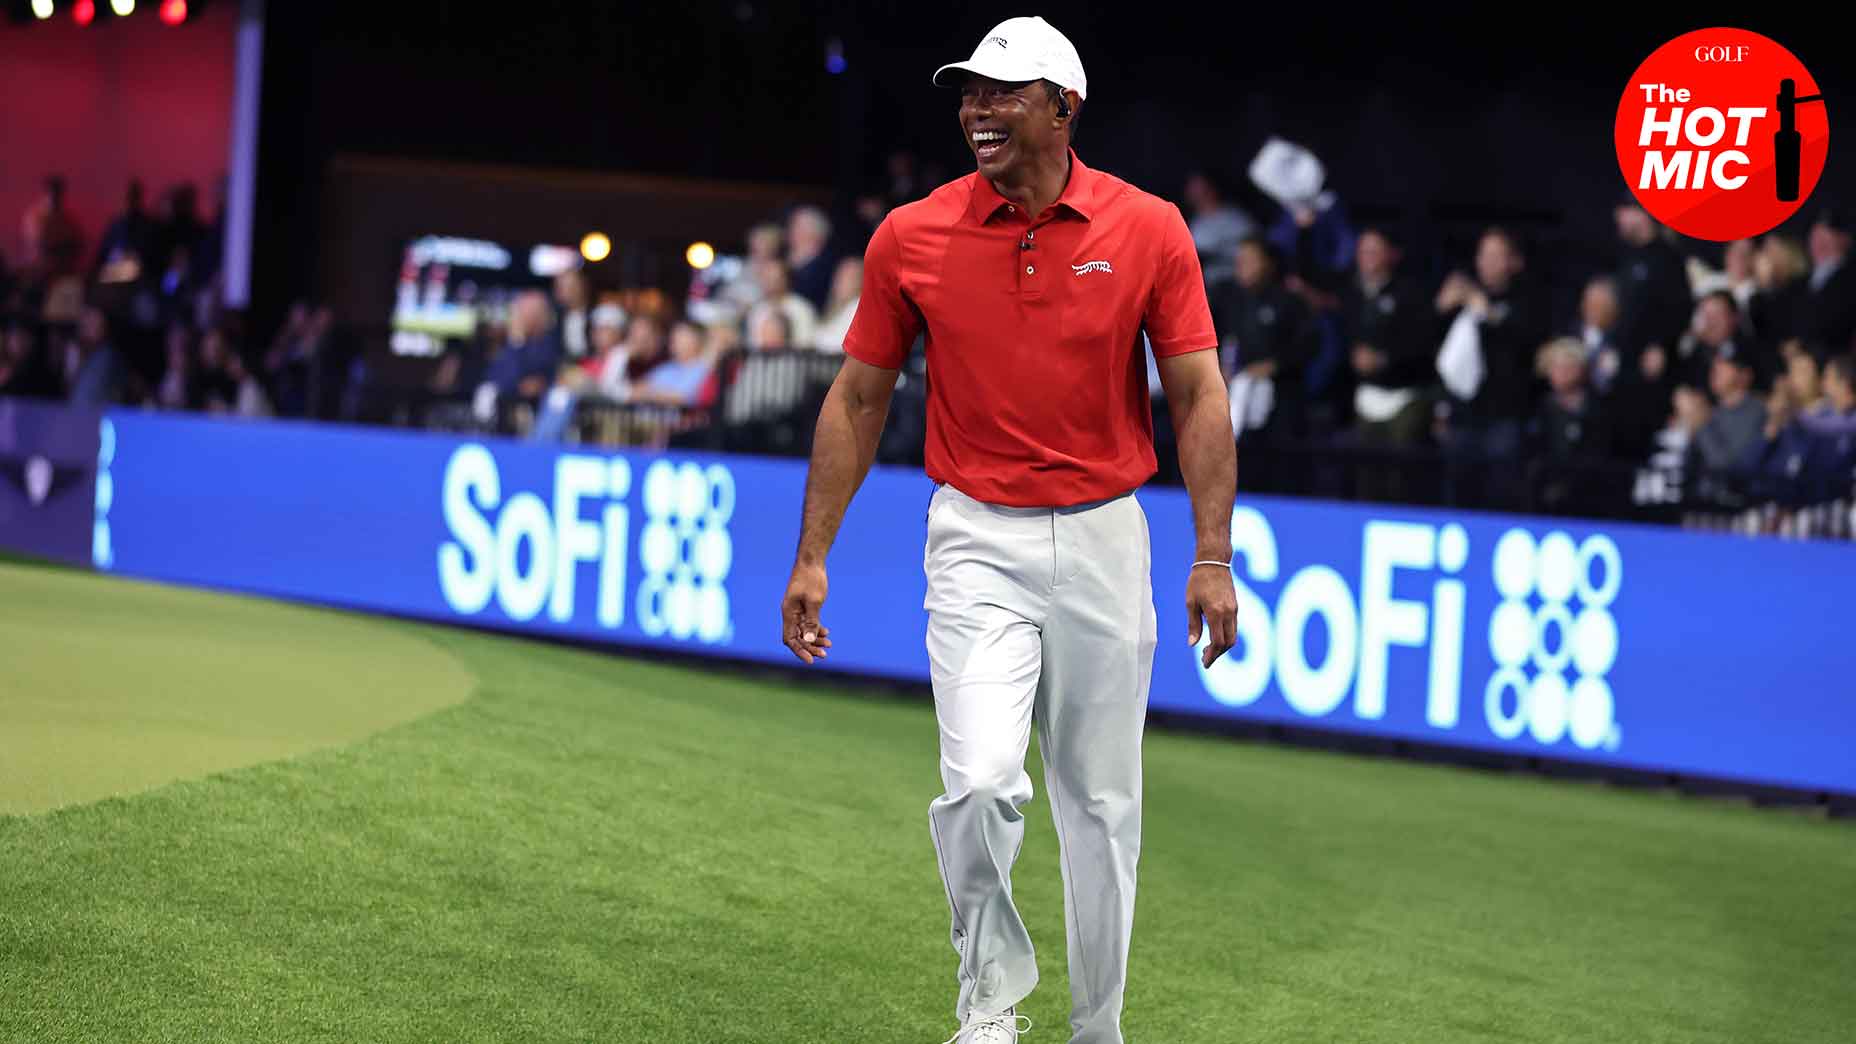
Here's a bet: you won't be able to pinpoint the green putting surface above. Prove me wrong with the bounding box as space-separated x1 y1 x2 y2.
2 566 1852 1043
0 563 473 813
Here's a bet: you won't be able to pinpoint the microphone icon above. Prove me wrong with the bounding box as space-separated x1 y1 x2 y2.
1775 78 1826 202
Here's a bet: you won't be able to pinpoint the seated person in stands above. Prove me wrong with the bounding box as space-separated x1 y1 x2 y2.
812 257 862 353
1529 337 1613 514
744 260 816 348
1801 354 1856 490
745 306 791 352
1210 236 1319 440
723 310 812 426
1531 337 1611 461
1670 291 1748 391
476 290 560 414
0 321 59 399
1688 343 1766 481
630 320 717 407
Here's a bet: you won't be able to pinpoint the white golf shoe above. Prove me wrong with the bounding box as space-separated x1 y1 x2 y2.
941 1008 1031 1043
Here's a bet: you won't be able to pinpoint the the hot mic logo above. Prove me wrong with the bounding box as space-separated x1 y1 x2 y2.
1615 29 1827 241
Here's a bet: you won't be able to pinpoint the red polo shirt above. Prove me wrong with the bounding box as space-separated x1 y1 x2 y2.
843 151 1217 508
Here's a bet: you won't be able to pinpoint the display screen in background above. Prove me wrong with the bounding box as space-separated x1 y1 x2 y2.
387 235 577 357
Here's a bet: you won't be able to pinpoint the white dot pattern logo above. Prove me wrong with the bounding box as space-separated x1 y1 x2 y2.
1486 528 1622 752
637 460 734 644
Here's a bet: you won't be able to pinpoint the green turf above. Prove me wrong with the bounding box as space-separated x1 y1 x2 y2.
1 569 1852 1043
0 564 472 813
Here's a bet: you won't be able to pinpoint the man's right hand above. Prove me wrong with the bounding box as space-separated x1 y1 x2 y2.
781 561 832 664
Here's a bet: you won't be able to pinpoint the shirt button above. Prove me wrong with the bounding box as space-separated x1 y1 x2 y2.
1006 204 1015 212
1026 264 1035 274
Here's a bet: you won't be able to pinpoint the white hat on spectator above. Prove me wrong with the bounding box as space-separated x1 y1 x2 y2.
932 16 1087 99
1249 136 1335 212
592 303 626 329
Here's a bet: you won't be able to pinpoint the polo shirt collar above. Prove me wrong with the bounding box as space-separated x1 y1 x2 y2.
968 149 1098 225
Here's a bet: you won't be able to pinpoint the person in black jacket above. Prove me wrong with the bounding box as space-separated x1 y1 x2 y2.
1801 207 1856 354
1609 200 1692 461
1210 237 1319 433
1438 227 1551 456
1337 224 1431 501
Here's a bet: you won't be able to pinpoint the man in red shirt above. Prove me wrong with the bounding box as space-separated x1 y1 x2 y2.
780 16 1238 1044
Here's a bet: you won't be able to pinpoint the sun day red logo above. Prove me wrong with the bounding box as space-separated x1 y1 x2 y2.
1615 28 1828 241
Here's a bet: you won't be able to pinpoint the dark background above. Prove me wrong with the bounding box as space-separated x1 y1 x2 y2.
252 2 1852 337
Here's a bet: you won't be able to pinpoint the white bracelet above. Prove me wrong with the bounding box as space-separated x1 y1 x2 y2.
1190 560 1231 570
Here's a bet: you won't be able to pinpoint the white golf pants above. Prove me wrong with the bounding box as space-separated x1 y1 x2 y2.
923 481 1157 1044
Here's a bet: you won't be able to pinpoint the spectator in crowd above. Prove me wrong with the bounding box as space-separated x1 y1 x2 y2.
529 303 630 442
630 320 718 407
553 268 594 360
746 307 791 352
1533 337 1611 459
155 243 201 328
1436 226 1550 464
1341 225 1432 463
812 256 862 353
617 311 668 387
717 223 784 318
1530 337 1613 513
21 175 87 285
63 306 122 406
578 302 628 392
1801 208 1856 353
194 324 264 415
1183 172 1256 289
1611 199 1691 387
786 206 838 312
156 324 194 410
690 320 744 408
1801 353 1856 438
724 310 817 428
1673 291 1748 390
1782 341 1832 420
1748 235 1809 357
1210 237 1318 440
1689 343 1766 479
1571 275 1625 395
264 302 333 417
1687 237 1758 312
92 179 155 285
744 259 816 349
0 322 58 399
475 290 560 422
154 182 207 281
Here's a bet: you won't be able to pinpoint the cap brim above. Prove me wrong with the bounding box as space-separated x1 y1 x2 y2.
932 58 1040 88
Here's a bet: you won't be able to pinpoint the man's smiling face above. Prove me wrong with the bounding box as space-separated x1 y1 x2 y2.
958 74 1058 179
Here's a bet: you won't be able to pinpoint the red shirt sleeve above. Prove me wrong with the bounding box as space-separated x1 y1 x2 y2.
1144 203 1218 358
841 216 920 371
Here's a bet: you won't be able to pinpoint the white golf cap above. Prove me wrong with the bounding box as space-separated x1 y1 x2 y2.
932 16 1087 100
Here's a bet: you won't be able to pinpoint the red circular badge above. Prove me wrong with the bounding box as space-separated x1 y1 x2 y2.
1615 28 1828 241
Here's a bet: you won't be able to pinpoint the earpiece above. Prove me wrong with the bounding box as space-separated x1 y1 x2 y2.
1056 95 1071 120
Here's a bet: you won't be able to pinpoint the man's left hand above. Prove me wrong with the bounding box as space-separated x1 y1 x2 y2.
1186 564 1238 668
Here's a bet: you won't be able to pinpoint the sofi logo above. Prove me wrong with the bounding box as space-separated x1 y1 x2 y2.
437 446 735 644
1195 509 1622 750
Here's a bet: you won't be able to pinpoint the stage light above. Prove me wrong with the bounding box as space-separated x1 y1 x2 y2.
110 0 132 14
686 242 716 270
72 0 93 25
158 0 184 24
31 0 53 20
579 232 611 263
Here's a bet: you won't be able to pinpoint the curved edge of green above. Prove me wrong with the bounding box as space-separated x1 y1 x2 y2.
0 563 479 816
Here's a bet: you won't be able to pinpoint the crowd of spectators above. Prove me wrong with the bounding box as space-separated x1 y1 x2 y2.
0 172 327 420
8 142 1852 533
418 201 866 447
1172 152 1856 524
